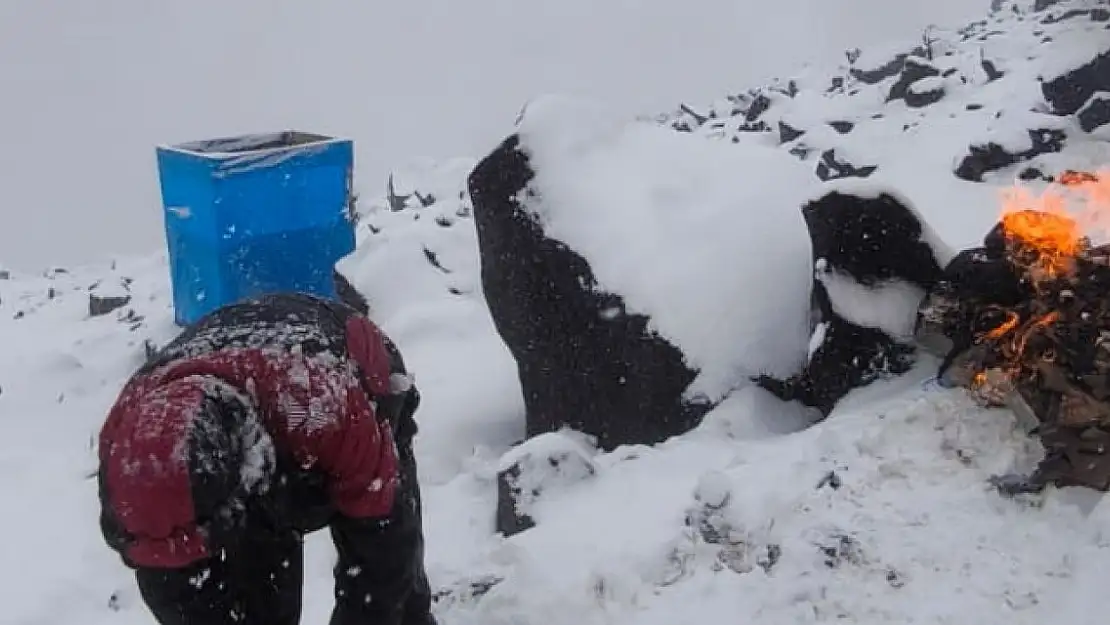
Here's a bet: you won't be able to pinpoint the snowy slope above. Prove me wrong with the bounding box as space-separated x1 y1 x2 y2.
2 1 1110 625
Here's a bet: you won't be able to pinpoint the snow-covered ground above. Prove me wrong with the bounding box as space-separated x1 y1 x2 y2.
2 1 1110 624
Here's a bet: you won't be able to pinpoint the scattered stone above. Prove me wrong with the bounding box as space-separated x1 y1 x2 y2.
966 103 984 111
828 120 855 134
887 57 941 102
1077 92 1110 132
745 93 772 122
789 145 812 160
432 576 504 607
1033 0 1063 10
815 149 878 181
89 293 130 317
494 432 597 537
905 76 946 108
953 128 1067 182
737 120 771 133
758 544 783 574
886 568 906 588
0 270 9 280
817 470 843 490
1041 8 1094 24
385 173 411 212
981 58 1005 81
778 121 805 143
1019 166 1052 182
820 534 864 568
1041 47 1110 115
850 52 910 85
435 215 454 228
422 247 451 274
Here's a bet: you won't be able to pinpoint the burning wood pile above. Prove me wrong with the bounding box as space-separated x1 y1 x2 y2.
916 170 1110 494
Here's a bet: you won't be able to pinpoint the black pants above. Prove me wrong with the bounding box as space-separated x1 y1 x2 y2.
134 438 434 625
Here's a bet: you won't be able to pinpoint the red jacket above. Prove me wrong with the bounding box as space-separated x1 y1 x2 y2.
97 294 402 568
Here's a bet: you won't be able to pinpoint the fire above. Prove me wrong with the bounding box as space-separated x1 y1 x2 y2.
997 169 1110 283
997 207 1081 278
967 170 1110 402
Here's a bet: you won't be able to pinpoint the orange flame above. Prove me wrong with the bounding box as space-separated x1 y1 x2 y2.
967 170 1110 404
997 169 1110 282
982 310 1019 341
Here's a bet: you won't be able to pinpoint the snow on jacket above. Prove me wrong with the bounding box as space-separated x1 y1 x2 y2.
97 293 404 569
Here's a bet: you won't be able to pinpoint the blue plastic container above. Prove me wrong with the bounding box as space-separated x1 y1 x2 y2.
155 131 356 326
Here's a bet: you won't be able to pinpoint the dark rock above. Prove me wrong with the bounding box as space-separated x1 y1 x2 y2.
828 76 845 92
745 93 772 122
815 149 878 181
1078 92 1110 132
887 57 941 102
802 191 945 293
1094 8 1110 22
422 247 451 274
677 104 709 130
755 191 943 419
850 54 908 85
828 120 855 134
1041 8 1093 24
1019 166 1051 181
789 146 812 160
1041 47 1110 115
966 103 985 111
778 121 806 143
468 135 710 450
0 270 9 280
1034 0 1063 10
385 173 411 212
89 293 130 317
737 120 771 133
981 59 1005 81
817 470 842 490
905 80 946 108
954 128 1067 182
495 433 596 537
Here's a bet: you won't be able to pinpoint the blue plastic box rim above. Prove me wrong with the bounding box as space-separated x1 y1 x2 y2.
158 130 347 167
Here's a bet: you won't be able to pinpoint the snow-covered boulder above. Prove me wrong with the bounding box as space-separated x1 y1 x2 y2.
1040 42 1110 116
468 95 820 451
1077 91 1110 133
494 430 598 537
756 187 953 417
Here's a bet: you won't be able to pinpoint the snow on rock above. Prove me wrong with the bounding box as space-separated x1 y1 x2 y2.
749 184 951 419
517 94 818 396
494 429 599 536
